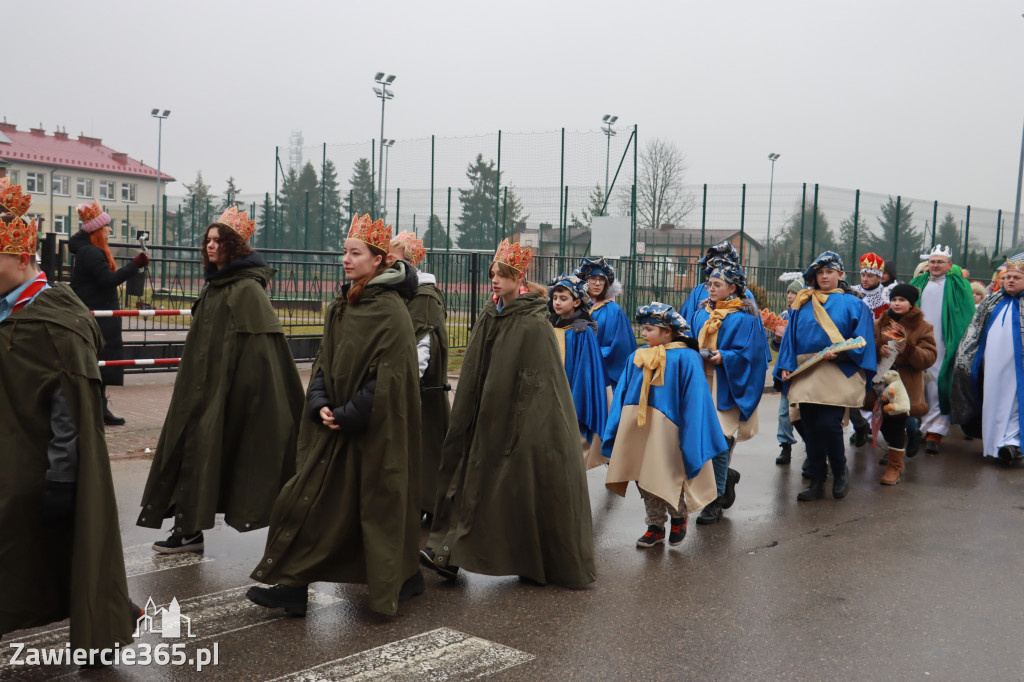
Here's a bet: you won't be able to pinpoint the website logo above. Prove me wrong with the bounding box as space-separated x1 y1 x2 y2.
134 597 195 639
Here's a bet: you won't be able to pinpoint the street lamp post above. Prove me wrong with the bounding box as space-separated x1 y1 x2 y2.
150 109 170 243
373 72 396 220
382 139 395 220
601 115 618 213
766 152 780 262
1013 115 1023 250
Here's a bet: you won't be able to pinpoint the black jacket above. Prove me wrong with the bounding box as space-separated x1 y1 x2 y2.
68 230 141 385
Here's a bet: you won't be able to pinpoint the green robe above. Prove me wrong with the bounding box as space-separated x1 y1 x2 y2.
428 293 596 588
138 264 303 534
0 284 134 651
251 266 421 617
910 270 975 414
408 280 451 513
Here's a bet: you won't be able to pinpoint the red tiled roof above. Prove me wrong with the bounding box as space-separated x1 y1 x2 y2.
0 122 174 182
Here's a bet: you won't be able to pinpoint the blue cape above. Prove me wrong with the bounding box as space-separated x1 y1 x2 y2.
680 284 770 365
601 346 728 478
773 290 877 391
591 300 637 389
559 324 608 444
688 305 769 421
971 295 1024 442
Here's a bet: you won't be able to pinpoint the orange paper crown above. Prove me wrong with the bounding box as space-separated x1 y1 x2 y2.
1007 254 1024 273
392 230 426 265
348 214 392 252
493 238 531 274
0 178 38 255
859 252 884 275
213 206 256 242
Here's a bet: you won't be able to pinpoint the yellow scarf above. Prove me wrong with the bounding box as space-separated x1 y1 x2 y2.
791 288 845 344
633 341 689 427
697 297 745 350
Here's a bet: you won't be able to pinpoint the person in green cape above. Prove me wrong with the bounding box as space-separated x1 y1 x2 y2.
909 245 975 455
387 230 450 520
137 207 304 553
0 178 139 658
247 215 425 617
420 238 596 588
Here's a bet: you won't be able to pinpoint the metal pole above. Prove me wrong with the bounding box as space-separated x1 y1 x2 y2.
370 140 376 221
156 116 163 246
605 128 611 203
932 200 938 248
495 130 501 249
321 143 326 245
502 187 509 241
559 127 565 255
395 188 400 230
996 209 1003 254
766 157 776 262
810 184 819 258
445 187 452 253
430 134 435 250
1013 116 1024 249
700 183 707 255
739 183 746 266
852 189 860 269
378 95 386 219
274 146 279 249
893 196 901 264
963 205 971 266
798 183 807 266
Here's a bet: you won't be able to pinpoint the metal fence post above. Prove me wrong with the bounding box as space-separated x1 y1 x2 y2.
931 200 938 248
739 183 746 266
446 187 452 253
798 183 807 267
559 128 565 257
274 146 279 250
370 140 376 221
700 184 708 257
321 143 326 243
810 184 819 258
502 187 508 241
469 252 480 332
996 209 1003 254
430 134 435 248
852 189 860 268
395 188 400 231
495 130 501 249
963 205 971 266
893 196 901 264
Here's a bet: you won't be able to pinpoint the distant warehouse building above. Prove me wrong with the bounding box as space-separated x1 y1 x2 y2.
0 121 174 242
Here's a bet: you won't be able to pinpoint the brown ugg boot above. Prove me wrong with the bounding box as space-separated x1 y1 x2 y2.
880 448 905 485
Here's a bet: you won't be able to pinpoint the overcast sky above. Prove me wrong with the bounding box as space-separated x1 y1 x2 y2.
6 0 1024 217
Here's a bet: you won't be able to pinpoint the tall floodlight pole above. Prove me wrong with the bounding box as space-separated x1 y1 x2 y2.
1013 115 1024 249
151 109 171 242
373 73 396 220
602 115 618 213
766 152 781 262
382 139 395 220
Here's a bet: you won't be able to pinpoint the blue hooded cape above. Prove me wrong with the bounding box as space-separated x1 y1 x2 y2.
556 322 608 444
773 290 877 392
680 284 771 365
591 300 637 389
688 303 769 421
601 345 728 478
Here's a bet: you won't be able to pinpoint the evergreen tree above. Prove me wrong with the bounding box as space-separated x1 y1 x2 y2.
935 212 960 252
183 171 213 245
342 158 375 221
569 184 607 229
838 211 872 266
422 214 452 250
864 196 921 270
456 154 527 249
767 203 837 269
220 177 243 212
319 159 343 250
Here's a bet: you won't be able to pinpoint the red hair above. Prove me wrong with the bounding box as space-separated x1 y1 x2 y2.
89 228 117 271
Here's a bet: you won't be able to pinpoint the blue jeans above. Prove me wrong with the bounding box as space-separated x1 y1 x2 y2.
712 437 735 496
777 395 797 445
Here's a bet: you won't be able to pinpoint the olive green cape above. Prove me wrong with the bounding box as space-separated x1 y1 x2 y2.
138 266 303 534
251 272 421 617
428 293 596 588
408 281 451 513
0 284 134 650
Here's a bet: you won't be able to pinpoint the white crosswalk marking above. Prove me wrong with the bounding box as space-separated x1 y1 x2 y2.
122 542 213 577
0 587 343 679
266 628 534 681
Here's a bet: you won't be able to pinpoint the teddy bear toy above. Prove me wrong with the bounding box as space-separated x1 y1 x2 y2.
879 370 911 416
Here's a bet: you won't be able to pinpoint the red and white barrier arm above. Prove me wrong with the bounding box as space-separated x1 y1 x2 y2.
90 310 191 317
98 358 181 367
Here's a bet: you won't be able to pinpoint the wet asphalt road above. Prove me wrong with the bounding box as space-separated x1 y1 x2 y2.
4 384 1024 681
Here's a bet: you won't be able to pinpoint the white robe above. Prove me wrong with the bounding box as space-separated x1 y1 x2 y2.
920 276 950 436
981 299 1022 457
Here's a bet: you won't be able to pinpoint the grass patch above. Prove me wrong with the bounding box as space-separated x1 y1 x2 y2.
448 348 467 375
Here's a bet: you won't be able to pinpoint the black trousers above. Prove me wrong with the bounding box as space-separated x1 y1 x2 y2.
797 403 847 482
880 414 908 450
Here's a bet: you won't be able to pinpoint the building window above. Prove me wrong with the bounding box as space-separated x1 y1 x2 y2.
100 180 116 200
51 174 71 196
120 220 130 239
26 213 44 229
76 178 94 198
121 183 137 203
53 214 68 233
25 172 45 194
7 170 18 184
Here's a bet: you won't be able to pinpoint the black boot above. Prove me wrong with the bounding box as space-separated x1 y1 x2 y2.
832 467 850 499
776 443 792 465
101 387 125 426
797 479 825 501
721 469 741 509
398 570 426 602
905 427 922 458
696 498 724 524
245 584 308 616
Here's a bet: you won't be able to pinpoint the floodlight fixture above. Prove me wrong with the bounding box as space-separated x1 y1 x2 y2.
385 74 396 84
374 71 385 81
151 108 159 115
162 110 171 117
602 115 610 122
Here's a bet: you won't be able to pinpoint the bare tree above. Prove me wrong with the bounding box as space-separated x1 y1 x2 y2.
624 138 694 230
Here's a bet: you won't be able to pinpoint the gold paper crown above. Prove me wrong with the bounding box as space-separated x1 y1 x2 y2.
1007 254 1024 273
494 238 531 274
392 230 426 265
77 200 104 223
0 178 38 255
213 207 256 242
859 252 884 274
348 214 392 252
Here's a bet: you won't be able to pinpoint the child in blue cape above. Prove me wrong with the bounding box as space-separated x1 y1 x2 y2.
601 302 728 549
574 257 636 390
688 260 769 525
547 273 607 454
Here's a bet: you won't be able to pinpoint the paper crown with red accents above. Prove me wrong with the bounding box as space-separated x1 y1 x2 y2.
858 252 885 276
212 206 256 242
493 238 531 274
392 230 426 265
0 178 38 255
348 214 392 252
1007 252 1024 273
77 200 112 233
